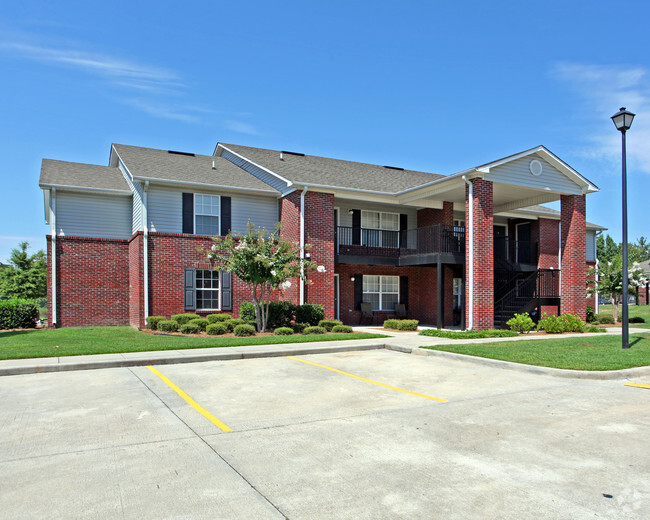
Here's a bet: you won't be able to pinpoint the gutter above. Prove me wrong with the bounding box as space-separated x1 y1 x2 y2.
143 181 150 323
50 188 57 327
462 176 473 330
300 187 308 305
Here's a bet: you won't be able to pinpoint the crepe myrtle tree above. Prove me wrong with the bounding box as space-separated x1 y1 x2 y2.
204 222 325 332
589 256 648 323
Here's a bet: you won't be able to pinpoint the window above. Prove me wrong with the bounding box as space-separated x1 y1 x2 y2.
361 210 399 248
195 194 220 235
453 277 463 310
363 275 399 311
196 269 220 310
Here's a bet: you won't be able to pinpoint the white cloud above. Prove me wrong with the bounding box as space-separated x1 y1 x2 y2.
552 62 650 174
224 120 261 135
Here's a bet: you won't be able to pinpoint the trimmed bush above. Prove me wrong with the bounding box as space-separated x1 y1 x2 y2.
383 319 399 330
629 316 646 323
585 325 607 333
223 318 245 332
560 313 585 333
295 304 324 326
596 314 615 324
537 313 564 333
397 319 419 331
586 306 596 323
0 299 39 329
331 325 353 333
171 313 200 326
180 323 200 334
189 318 209 331
157 320 179 332
233 323 256 337
506 312 535 333
207 313 231 323
206 323 228 335
318 319 343 331
240 300 296 329
303 326 326 335
146 316 166 330
274 327 294 336
292 322 309 333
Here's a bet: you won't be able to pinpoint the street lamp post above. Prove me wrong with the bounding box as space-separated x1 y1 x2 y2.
611 107 635 349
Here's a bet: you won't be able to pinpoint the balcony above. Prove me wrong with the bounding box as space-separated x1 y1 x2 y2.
335 224 465 266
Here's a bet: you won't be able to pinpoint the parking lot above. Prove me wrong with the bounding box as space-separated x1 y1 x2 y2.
1 349 648 519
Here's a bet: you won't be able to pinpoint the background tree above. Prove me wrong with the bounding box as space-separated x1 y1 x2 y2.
205 223 322 332
0 242 47 299
589 256 647 322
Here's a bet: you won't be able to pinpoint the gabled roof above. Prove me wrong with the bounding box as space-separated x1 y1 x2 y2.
217 143 445 194
112 144 278 194
39 160 131 193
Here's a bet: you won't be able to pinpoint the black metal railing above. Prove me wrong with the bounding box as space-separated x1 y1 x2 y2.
494 236 539 265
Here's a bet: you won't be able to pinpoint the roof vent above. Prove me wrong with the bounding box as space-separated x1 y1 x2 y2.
212 160 216 170
168 150 195 157
280 150 305 157
383 165 404 171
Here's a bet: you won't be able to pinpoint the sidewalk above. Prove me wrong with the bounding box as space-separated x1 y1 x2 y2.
1 327 649 380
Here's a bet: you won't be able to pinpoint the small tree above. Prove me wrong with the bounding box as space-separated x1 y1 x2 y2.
205 223 323 332
0 242 47 300
589 256 647 322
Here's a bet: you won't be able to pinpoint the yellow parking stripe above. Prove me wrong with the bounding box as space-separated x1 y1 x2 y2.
147 366 232 431
625 382 650 390
288 356 447 403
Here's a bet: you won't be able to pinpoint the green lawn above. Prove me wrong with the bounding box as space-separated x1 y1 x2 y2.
597 303 650 328
423 332 650 370
0 327 388 360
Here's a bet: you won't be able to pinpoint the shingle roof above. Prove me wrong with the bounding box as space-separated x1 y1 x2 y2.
219 143 445 194
40 160 130 192
113 144 278 193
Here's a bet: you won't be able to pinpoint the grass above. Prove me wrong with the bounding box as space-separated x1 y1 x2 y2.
419 329 518 339
422 332 650 370
596 303 650 328
0 327 388 360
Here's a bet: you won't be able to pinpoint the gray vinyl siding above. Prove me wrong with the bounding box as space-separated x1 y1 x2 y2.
56 191 132 239
221 149 291 195
485 156 582 195
147 186 278 235
586 230 596 261
117 160 143 234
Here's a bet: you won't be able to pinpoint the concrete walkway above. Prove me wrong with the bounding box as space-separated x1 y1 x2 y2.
2 327 649 380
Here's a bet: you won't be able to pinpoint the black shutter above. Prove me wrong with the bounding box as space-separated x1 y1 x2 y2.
399 213 408 248
221 271 232 311
400 276 409 308
352 210 361 245
184 268 196 310
354 274 363 310
220 196 231 236
182 193 194 234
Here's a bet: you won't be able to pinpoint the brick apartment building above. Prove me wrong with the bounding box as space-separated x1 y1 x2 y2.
40 142 605 330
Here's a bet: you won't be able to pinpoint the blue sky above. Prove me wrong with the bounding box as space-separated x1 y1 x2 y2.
1 0 649 262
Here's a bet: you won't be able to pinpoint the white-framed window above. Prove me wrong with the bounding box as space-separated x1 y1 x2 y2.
453 277 463 310
361 210 399 248
195 194 220 235
196 269 220 310
363 275 399 311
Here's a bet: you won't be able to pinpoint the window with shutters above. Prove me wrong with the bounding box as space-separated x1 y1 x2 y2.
361 210 399 248
196 269 220 310
363 275 399 311
194 194 220 235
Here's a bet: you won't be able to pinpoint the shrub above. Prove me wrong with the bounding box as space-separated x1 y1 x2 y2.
586 306 596 323
537 313 564 333
206 323 228 335
318 319 343 331
0 298 39 329
171 313 200 326
331 325 353 333
506 312 535 333
292 322 309 333
560 313 585 333
274 327 294 336
397 319 419 331
223 318 245 332
383 319 399 330
146 316 166 330
240 300 296 329
189 318 209 331
207 313 231 323
295 304 324 326
585 325 607 333
233 323 256 337
157 320 179 332
629 316 646 323
596 314 615 324
180 323 200 334
303 326 326 335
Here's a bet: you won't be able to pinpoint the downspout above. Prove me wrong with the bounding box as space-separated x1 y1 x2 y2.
558 221 562 299
143 181 150 323
594 230 602 314
50 188 57 327
462 176 473 330
300 186 308 305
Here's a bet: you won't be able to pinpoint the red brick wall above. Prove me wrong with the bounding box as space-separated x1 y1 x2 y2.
129 233 144 328
417 201 454 228
560 195 587 320
538 218 560 269
465 179 494 330
47 235 130 327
